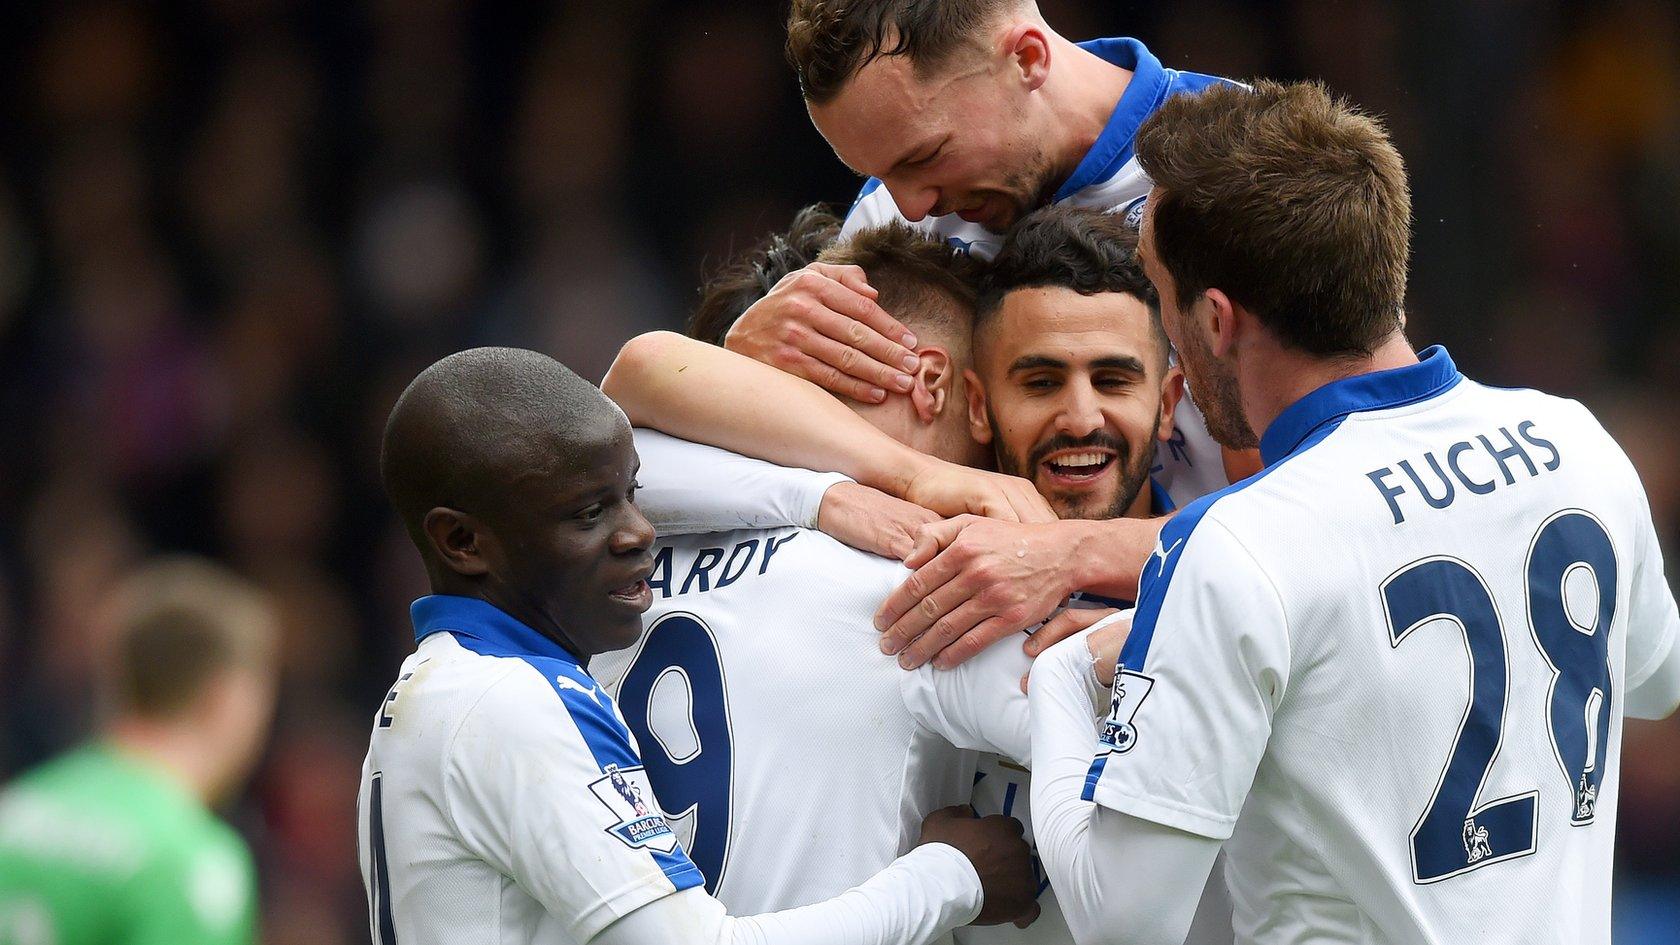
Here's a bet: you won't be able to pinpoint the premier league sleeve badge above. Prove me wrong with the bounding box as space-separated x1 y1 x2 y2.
1097 669 1156 755
590 764 681 854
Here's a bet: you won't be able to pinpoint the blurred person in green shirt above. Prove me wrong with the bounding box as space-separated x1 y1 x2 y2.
0 557 279 945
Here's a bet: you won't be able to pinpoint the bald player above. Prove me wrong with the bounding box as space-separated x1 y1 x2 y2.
358 347 1038 945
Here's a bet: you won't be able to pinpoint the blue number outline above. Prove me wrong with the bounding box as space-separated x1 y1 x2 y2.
1523 509 1618 827
1381 555 1539 884
617 611 736 894
368 771 398 944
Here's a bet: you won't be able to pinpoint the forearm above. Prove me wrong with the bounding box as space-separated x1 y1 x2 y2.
632 428 847 534
1070 517 1169 602
604 332 933 495
1028 638 1215 945
595 843 982 945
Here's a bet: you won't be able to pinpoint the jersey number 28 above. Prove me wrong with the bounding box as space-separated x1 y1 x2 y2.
1382 509 1615 883
618 613 734 894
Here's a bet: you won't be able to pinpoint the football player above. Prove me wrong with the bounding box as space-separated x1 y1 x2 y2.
1026 79 1680 945
359 347 1038 945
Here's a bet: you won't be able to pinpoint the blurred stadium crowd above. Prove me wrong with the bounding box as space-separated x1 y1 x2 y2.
0 1 1674 942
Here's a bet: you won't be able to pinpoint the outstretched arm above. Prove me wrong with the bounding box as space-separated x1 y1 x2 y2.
633 428 846 535
605 332 1052 523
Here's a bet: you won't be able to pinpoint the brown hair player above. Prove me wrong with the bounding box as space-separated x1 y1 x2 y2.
1025 79 1680 945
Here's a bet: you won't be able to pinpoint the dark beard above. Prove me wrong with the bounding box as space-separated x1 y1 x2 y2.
988 410 1161 521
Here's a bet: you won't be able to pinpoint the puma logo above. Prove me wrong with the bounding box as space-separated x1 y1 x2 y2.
555 675 604 706
1150 536 1184 577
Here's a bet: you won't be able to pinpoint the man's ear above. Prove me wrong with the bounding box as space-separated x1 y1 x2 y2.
1203 288 1240 360
909 346 956 423
423 507 491 577
963 367 994 446
1000 23 1051 92
1157 365 1186 440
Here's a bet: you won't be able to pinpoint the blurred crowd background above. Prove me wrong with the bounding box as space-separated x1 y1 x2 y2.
0 1 1675 942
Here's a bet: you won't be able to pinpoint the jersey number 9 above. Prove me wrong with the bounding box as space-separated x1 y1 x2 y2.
618 613 735 894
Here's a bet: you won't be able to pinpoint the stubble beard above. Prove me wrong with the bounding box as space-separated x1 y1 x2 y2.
1182 347 1259 451
988 409 1161 522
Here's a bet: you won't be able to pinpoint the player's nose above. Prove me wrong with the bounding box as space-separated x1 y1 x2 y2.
611 504 656 556
1056 381 1106 438
887 181 940 222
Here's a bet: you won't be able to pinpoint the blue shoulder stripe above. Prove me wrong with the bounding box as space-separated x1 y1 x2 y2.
450 636 705 892
1081 418 1347 799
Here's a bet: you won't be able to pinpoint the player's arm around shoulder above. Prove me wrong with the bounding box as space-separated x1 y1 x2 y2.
632 427 850 535
900 629 1034 768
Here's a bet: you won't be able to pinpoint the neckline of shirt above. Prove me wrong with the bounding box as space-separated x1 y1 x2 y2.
1259 345 1464 467
1055 37 1169 203
410 594 581 667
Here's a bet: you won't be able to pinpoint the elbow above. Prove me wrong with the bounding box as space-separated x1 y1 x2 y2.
603 331 688 424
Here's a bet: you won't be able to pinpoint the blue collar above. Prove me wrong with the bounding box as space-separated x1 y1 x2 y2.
1056 38 1167 202
1259 346 1463 467
411 594 581 667
1148 476 1176 515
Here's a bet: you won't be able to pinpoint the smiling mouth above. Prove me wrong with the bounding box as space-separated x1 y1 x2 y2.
1041 450 1116 484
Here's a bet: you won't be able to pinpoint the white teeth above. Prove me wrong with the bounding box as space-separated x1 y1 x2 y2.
1050 452 1110 470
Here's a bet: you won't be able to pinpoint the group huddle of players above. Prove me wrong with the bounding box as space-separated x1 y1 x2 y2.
359 3 1680 945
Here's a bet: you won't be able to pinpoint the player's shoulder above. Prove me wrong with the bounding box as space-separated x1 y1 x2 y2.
793 526 913 592
384 631 617 758
841 180 1000 256
459 647 619 753
1148 476 1270 583
1459 378 1608 435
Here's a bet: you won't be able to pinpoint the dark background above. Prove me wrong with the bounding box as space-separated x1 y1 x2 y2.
0 1 1674 942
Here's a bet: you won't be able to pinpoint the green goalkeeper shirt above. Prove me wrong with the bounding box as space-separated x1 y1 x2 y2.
0 745 256 945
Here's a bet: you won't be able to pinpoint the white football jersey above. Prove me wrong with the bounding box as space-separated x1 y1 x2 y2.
358 596 703 945
1083 347 1680 944
590 526 1035 933
841 37 1240 506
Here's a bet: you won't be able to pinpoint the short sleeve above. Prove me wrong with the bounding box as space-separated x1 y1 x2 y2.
633 428 848 534
443 660 702 941
901 634 1033 767
1625 487 1680 693
1082 515 1289 840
